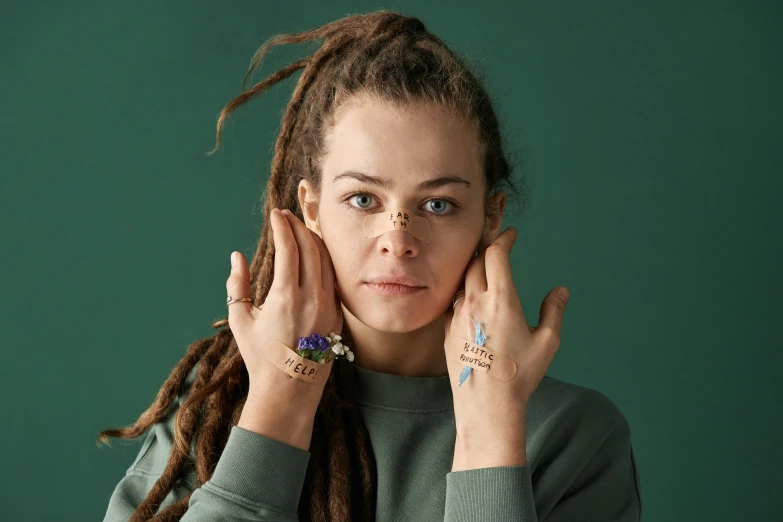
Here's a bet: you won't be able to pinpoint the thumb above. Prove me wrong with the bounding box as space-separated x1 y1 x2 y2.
226 251 253 329
536 287 569 344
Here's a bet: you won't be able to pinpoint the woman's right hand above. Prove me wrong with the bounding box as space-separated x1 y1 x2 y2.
226 208 342 447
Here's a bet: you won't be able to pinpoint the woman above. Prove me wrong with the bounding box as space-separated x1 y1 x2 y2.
99 10 642 522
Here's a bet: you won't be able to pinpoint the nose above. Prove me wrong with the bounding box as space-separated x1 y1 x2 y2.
375 229 420 258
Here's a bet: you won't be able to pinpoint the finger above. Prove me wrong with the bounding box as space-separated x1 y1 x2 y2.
311 228 334 293
447 290 466 324
310 227 342 333
282 209 322 291
333 297 344 332
270 208 299 292
449 297 474 341
535 287 569 346
485 226 517 295
226 250 252 327
464 246 487 294
444 297 455 333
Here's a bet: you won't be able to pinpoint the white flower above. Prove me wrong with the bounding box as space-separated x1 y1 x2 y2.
346 350 354 362
331 343 345 355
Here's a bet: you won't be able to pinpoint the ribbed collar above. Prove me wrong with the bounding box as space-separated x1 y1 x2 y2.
351 363 454 412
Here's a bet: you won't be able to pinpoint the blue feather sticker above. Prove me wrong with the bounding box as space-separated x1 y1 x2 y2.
458 365 472 387
458 319 486 388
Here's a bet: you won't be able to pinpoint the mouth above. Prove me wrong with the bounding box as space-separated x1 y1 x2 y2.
365 282 426 295
365 274 427 295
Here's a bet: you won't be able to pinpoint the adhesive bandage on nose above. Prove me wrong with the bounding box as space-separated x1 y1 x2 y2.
362 208 431 240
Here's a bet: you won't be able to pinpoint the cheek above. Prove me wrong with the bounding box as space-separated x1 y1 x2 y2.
320 228 361 279
418 232 474 293
431 240 474 281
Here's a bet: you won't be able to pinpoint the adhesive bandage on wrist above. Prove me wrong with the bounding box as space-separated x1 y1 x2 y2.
362 208 431 240
264 339 333 385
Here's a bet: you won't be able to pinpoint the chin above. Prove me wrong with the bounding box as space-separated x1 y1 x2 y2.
347 286 437 332
363 313 430 333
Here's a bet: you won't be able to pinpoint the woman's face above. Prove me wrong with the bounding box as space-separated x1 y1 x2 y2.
299 94 501 333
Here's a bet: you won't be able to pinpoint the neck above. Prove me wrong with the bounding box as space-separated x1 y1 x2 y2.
340 303 449 378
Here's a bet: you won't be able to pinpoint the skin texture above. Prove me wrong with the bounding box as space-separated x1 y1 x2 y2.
297 94 507 378
293 94 570 471
444 227 570 470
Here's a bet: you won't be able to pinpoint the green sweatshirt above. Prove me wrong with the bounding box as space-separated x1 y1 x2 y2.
102 362 642 521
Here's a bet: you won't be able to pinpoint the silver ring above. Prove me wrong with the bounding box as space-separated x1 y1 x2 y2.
227 295 253 306
452 290 466 309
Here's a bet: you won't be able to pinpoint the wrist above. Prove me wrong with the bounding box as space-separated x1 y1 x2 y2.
238 389 316 451
453 414 528 471
452 435 528 471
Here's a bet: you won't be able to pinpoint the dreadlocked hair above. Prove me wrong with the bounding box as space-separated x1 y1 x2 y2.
96 8 527 521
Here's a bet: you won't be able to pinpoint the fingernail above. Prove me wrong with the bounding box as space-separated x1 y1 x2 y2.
557 287 569 302
231 252 237 267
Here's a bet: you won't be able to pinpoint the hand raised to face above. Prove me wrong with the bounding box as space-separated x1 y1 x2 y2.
443 225 570 434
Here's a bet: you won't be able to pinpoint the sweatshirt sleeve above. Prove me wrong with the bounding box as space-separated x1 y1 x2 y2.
102 424 312 521
102 365 312 521
443 392 642 521
183 426 311 521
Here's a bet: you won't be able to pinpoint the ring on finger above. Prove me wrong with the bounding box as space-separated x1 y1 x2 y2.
452 290 466 309
227 295 253 306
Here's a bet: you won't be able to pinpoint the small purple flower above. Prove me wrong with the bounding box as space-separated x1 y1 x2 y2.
313 333 331 352
298 333 331 352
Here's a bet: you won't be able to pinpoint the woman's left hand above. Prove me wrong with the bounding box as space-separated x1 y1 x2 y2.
443 226 569 468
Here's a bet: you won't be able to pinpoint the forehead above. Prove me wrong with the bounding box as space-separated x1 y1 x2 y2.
322 95 483 189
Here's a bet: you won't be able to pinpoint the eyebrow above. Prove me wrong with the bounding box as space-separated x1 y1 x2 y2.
332 170 472 190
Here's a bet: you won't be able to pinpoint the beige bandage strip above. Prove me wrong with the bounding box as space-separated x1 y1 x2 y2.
446 335 517 381
362 208 430 240
265 339 333 385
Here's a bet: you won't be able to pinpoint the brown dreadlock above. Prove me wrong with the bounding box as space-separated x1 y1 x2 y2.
97 9 528 521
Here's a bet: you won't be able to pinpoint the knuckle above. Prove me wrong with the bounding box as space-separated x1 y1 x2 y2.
280 298 296 317
485 295 503 314
275 285 297 303
312 292 327 312
266 292 294 317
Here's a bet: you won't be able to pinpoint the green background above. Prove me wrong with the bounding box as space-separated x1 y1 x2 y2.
1 1 780 520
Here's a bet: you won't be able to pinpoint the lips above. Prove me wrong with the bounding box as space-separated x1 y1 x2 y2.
365 275 426 288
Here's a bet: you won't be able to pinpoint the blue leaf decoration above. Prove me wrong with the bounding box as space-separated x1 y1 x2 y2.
458 365 472 388
457 319 487 389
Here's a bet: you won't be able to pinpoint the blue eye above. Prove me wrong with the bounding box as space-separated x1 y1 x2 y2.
344 192 459 218
425 199 451 214
352 193 373 209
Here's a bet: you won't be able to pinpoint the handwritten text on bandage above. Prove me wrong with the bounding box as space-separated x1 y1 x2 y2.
458 341 494 371
284 357 321 379
389 211 409 230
